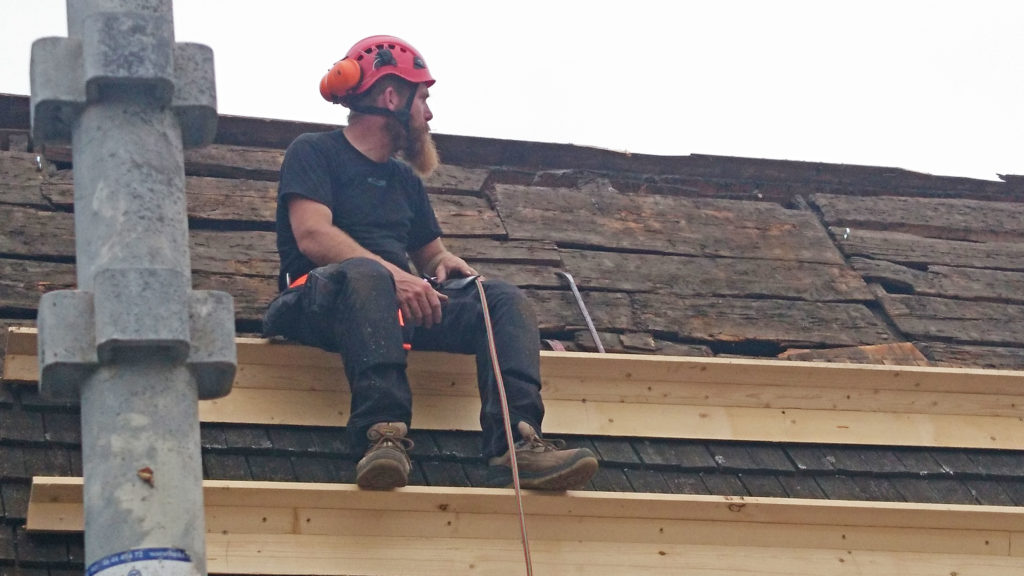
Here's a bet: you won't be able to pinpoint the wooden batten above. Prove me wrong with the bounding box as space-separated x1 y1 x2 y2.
27 477 1024 575
6 327 1024 449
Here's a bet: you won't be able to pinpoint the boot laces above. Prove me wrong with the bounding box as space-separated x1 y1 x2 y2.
517 434 565 453
370 435 414 453
367 428 415 454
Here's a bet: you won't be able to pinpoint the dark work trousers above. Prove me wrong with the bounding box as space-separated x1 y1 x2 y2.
263 257 545 458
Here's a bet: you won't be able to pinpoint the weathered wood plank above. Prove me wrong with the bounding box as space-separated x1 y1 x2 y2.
571 330 713 357
470 263 564 289
0 129 30 152
851 257 1024 304
422 164 491 194
812 194 1024 242
562 249 873 302
182 145 284 180
636 295 897 348
831 227 1024 272
186 176 278 222
0 151 51 207
524 289 637 333
441 238 561 266
494 183 845 263
39 171 504 235
778 343 931 366
0 255 274 322
39 171 279 224
43 142 488 193
431 194 506 237
877 294 1024 347
0 259 76 310
191 230 278 277
193 272 276 322
0 205 74 257
917 342 1024 370
0 207 279 278
40 144 287 181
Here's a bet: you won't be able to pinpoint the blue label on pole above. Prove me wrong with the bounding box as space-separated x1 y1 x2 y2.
87 548 193 576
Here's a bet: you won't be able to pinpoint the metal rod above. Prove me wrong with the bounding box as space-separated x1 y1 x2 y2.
556 271 605 353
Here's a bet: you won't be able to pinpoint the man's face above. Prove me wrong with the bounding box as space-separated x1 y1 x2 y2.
410 84 433 129
398 84 439 177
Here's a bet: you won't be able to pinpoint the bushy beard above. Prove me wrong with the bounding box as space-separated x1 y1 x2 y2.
387 117 440 178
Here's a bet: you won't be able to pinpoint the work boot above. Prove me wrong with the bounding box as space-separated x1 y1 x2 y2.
356 422 413 490
487 422 598 490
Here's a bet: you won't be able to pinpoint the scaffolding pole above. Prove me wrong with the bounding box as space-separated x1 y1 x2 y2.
30 1 236 575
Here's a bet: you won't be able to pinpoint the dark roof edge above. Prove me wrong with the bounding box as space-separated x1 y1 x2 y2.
3 93 1020 196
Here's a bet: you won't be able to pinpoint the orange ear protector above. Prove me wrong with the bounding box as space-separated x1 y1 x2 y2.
319 58 362 103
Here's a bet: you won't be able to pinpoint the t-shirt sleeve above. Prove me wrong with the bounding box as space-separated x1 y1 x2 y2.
278 134 333 207
406 176 443 252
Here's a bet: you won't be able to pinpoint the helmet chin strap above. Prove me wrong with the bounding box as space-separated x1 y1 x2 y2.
349 88 416 132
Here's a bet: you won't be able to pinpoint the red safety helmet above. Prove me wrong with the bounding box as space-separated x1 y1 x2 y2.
320 35 435 106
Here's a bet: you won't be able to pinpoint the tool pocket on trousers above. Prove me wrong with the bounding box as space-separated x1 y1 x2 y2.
262 287 305 339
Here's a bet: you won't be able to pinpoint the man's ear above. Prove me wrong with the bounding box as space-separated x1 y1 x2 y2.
381 86 401 112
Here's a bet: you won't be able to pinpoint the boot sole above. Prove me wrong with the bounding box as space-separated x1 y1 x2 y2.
493 454 599 491
357 459 409 490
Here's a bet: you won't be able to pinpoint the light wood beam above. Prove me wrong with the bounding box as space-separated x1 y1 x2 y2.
7 327 1024 448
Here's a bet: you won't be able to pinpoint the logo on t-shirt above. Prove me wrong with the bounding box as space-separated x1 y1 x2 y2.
367 177 387 187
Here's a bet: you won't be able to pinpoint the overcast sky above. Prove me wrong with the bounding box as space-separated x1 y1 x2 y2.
1 1 1021 181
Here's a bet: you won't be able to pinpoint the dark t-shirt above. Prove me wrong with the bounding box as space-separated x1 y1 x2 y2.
275 130 443 291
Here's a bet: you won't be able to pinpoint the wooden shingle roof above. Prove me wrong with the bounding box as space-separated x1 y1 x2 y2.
2 92 1024 573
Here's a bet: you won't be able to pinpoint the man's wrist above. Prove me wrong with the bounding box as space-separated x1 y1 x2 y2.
424 250 450 276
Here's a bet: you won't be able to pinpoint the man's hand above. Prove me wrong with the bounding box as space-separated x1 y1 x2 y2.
432 252 478 283
393 268 447 328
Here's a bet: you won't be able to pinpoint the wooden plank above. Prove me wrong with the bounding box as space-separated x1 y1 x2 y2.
39 171 280 224
430 194 507 237
47 145 489 201
193 272 278 322
13 328 1024 396
635 294 896 348
917 342 1024 370
40 172 501 238
186 176 278 222
0 205 75 257
37 170 266 222
29 478 1024 532
9 329 1024 448
468 263 564 289
0 259 76 310
204 536 1024 575
440 238 561 266
205 534 1024 576
191 230 278 277
562 249 874 301
195 386 1024 447
217 357 1024 417
493 183 846 264
421 164 490 195
877 294 1024 347
851 257 1024 304
831 226 1024 272
183 144 284 180
28 478 1024 575
0 129 30 153
524 289 638 332
0 151 52 207
812 194 1024 242
778 343 931 366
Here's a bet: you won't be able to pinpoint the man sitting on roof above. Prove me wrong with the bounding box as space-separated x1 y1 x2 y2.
263 35 598 491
